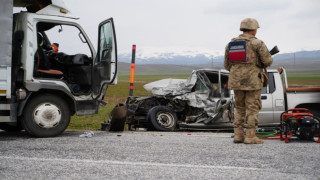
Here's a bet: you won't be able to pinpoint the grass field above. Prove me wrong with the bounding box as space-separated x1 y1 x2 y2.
68 71 320 130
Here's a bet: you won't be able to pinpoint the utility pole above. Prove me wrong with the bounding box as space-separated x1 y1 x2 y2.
211 55 214 68
294 52 296 69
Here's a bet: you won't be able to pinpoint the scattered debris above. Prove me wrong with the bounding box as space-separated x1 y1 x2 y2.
79 131 94 138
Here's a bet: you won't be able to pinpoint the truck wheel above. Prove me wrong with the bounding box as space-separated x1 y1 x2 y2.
147 106 177 131
22 94 70 137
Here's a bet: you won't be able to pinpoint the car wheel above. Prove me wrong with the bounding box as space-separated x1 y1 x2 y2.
109 103 127 132
22 94 70 137
147 106 177 131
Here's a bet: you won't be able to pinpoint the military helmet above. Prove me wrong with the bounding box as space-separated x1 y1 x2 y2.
240 18 260 31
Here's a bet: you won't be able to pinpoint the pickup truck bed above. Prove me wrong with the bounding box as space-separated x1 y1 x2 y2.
285 87 320 116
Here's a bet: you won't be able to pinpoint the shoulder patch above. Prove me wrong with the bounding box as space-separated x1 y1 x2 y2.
228 41 246 62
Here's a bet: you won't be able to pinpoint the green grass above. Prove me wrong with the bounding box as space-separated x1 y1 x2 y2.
287 74 320 86
68 71 320 130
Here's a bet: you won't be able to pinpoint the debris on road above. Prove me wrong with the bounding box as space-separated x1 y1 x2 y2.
79 131 94 138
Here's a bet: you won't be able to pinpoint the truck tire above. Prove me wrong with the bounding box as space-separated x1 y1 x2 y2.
21 94 70 137
147 106 177 131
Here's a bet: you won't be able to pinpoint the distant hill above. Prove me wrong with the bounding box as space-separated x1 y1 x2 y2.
118 62 196 76
119 50 320 66
118 50 320 75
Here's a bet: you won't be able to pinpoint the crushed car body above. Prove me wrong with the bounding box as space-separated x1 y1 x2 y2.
125 69 235 131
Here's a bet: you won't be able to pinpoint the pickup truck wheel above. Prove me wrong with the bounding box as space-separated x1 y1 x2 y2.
22 94 70 137
147 106 177 131
297 105 320 117
308 108 320 117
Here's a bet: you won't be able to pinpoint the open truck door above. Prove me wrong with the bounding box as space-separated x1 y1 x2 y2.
92 18 117 94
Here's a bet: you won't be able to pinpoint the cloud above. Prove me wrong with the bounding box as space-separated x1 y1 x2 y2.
203 0 287 16
40 0 320 55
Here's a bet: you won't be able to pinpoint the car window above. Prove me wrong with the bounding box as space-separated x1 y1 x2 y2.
194 79 207 92
268 73 276 93
261 73 275 94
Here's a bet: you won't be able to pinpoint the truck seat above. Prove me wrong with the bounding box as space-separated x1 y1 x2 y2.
35 48 63 76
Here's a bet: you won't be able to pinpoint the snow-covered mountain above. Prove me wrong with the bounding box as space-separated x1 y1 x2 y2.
118 48 223 65
118 49 320 65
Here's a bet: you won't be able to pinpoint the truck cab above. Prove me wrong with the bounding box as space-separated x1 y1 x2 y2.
258 69 286 127
0 0 118 137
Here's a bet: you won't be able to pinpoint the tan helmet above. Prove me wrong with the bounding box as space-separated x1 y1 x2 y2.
240 18 260 31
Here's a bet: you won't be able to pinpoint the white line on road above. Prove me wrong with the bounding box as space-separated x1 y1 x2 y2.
0 156 262 171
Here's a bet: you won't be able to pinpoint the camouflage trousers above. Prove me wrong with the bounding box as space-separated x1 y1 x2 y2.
233 90 262 129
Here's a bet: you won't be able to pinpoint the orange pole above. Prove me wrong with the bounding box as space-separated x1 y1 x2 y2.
129 45 136 96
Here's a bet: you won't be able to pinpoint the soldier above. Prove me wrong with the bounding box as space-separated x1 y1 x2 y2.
224 18 273 144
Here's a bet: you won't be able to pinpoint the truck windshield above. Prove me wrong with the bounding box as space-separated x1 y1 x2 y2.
42 23 92 57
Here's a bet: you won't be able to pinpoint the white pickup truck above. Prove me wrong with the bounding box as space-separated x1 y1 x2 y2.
124 67 320 131
258 67 320 126
0 0 118 137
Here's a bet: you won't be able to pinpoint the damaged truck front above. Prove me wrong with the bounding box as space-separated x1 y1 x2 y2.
125 69 234 131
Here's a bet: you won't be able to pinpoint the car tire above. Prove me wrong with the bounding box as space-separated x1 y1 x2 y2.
21 94 70 137
147 106 177 131
109 103 127 132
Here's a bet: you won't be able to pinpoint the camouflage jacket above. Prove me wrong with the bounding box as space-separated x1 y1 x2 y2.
224 33 273 90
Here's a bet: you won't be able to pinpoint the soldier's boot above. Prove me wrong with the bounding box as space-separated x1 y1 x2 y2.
244 128 264 144
233 128 244 143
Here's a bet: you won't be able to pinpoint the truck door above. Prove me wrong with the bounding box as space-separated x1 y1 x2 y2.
92 18 117 94
259 73 275 126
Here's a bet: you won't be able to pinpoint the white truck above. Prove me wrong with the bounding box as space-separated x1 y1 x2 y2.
258 67 320 126
0 0 118 137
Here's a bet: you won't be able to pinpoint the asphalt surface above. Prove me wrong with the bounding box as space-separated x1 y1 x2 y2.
0 130 319 180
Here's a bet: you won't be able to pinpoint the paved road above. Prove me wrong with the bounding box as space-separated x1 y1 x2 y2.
0 130 319 180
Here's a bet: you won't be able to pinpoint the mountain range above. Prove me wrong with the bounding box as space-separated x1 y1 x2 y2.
118 49 320 66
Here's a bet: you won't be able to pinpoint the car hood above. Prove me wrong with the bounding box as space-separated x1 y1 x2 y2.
143 73 213 108
143 73 197 96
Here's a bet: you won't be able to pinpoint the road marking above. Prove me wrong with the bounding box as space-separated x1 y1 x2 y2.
0 156 261 171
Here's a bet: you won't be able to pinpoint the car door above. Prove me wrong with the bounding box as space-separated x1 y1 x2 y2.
259 72 275 126
92 18 117 94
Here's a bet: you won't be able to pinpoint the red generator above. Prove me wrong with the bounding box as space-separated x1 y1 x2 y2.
280 108 320 143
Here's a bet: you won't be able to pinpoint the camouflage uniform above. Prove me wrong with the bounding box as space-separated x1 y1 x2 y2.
224 18 273 144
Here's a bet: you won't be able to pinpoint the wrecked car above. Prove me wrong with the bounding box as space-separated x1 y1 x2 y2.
125 69 235 131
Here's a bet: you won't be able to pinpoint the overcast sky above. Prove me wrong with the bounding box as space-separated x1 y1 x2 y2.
63 0 319 56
